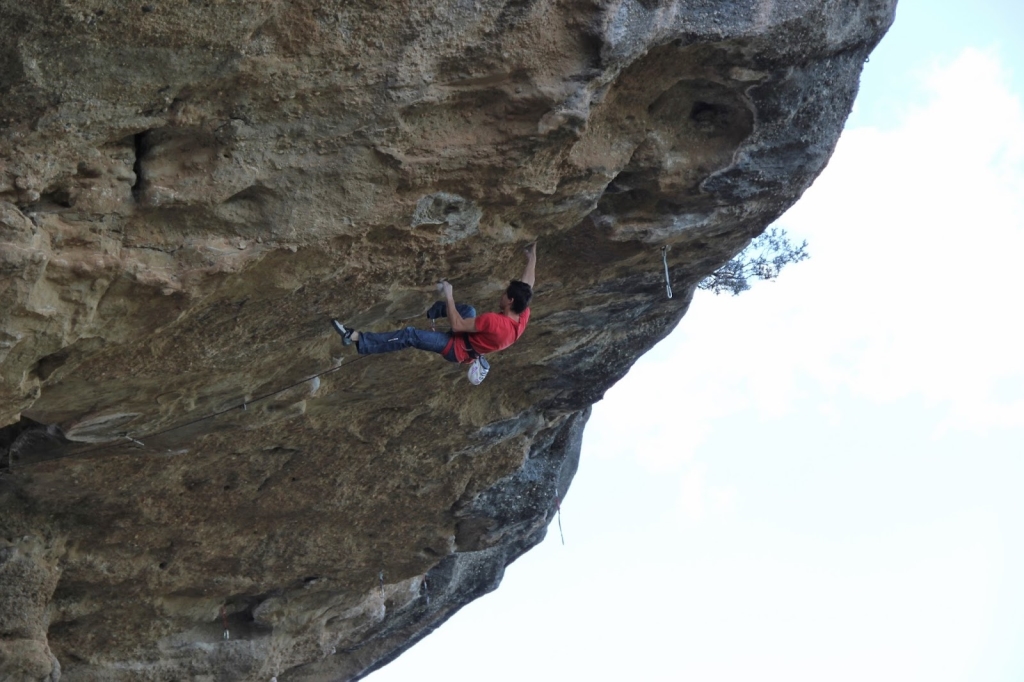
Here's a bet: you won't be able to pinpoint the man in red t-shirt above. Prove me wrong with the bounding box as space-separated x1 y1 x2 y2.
332 243 536 368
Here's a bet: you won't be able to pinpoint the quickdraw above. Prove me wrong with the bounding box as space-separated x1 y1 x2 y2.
662 246 673 299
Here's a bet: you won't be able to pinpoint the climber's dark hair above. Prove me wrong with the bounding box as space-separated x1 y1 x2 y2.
506 280 532 314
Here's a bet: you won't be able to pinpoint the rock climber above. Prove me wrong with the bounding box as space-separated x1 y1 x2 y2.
332 242 536 379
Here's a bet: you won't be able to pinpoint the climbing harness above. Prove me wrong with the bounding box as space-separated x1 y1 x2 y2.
661 246 673 299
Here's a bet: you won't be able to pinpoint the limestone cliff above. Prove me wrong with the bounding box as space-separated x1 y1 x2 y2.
0 1 895 679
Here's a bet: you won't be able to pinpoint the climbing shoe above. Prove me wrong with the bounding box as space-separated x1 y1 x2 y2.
331 319 355 346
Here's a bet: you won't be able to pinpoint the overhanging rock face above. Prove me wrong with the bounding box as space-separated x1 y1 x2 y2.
0 1 895 679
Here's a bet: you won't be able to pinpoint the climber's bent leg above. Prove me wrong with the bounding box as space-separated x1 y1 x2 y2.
426 301 477 320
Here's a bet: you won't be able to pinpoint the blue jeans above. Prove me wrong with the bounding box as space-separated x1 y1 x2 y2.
357 304 475 362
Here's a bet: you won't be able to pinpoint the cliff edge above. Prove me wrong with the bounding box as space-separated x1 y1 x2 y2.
0 1 895 679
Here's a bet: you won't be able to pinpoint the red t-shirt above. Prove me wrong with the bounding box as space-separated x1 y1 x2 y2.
449 308 530 363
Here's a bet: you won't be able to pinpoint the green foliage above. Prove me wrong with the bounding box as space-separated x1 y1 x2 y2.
698 227 809 296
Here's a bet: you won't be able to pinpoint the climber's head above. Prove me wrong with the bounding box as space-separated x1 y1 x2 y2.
502 280 532 315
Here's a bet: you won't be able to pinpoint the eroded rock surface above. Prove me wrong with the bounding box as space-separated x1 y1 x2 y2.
1 1 894 679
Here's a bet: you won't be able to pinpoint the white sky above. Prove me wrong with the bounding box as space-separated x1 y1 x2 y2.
372 3 1024 680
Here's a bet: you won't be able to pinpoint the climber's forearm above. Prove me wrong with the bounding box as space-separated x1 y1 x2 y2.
446 288 477 333
520 242 537 287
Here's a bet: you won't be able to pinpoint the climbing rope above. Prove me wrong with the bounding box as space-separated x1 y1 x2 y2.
4 356 368 471
554 494 565 546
